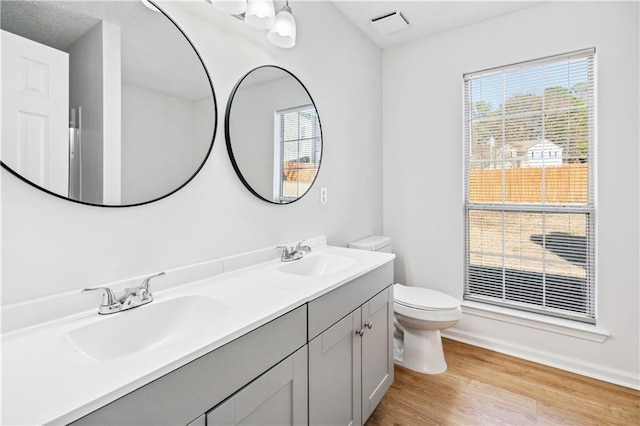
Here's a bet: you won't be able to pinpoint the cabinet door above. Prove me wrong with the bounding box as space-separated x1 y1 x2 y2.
207 346 308 426
361 287 394 422
309 310 362 426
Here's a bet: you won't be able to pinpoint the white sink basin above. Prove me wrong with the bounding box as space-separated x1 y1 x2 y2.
277 254 356 277
64 296 228 361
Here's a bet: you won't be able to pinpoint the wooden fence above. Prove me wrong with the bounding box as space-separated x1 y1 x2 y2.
283 161 318 183
469 164 589 203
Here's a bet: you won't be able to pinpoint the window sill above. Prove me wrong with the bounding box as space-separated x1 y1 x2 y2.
461 301 610 343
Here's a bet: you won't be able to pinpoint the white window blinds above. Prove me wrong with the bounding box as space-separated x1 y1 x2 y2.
463 49 596 323
276 105 321 202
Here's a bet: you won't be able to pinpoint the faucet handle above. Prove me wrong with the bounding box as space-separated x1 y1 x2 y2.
82 286 118 306
296 240 312 253
277 245 291 256
140 271 166 291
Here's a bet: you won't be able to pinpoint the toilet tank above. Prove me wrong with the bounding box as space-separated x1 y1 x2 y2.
349 236 392 253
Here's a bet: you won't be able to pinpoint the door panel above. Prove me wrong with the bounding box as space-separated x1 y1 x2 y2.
207 346 308 426
361 287 393 421
1 30 69 196
309 311 362 426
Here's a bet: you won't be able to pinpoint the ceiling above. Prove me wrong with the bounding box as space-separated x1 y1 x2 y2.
331 1 540 49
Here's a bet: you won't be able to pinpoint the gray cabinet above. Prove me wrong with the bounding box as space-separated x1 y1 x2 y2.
361 288 394 421
309 310 362 426
309 285 394 426
71 305 307 426
307 262 392 341
207 346 308 426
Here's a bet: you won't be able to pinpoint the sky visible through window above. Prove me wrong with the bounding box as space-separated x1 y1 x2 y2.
470 58 589 111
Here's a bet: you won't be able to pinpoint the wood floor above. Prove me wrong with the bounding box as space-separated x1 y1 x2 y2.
366 339 640 425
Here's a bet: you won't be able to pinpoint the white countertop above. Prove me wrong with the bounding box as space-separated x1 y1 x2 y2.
1 245 394 425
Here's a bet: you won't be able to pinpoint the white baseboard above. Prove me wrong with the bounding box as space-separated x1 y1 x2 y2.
441 328 640 391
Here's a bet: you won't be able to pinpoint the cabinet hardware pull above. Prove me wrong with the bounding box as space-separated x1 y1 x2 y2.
355 329 365 337
365 322 373 329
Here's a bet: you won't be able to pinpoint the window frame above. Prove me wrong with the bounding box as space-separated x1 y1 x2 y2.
273 104 321 203
462 48 597 324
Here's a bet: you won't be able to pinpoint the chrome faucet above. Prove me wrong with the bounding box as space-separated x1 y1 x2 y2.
82 272 166 315
277 240 312 262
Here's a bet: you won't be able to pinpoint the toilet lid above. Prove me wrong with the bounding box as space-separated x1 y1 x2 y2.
394 284 459 310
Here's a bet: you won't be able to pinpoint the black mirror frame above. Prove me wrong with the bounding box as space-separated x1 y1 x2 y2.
225 65 323 205
0 1 218 208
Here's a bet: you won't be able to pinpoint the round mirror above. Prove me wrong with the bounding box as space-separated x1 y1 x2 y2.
226 66 322 204
0 0 216 207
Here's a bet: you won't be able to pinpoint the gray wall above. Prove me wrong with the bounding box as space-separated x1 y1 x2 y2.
120 84 213 204
68 20 121 204
68 22 104 204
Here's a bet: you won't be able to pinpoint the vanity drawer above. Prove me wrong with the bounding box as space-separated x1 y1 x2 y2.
307 261 393 340
71 305 307 426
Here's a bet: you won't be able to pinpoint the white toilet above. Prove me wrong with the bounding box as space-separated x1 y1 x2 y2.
349 236 462 374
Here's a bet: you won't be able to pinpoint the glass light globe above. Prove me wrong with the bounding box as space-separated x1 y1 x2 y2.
267 7 296 48
245 0 275 30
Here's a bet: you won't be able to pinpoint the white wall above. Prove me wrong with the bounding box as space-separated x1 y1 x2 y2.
1 1 382 304
101 20 122 205
121 84 211 204
383 1 639 387
194 96 216 171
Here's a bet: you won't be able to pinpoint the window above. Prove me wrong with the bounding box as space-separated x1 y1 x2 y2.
463 49 596 323
274 105 321 203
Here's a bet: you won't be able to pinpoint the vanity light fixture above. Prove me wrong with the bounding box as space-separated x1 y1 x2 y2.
245 0 276 30
210 0 297 48
267 0 296 48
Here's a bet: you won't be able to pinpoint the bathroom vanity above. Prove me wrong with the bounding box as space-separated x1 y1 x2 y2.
308 263 393 425
72 305 310 426
1 240 394 425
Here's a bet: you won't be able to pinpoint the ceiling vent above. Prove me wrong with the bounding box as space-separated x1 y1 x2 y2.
370 11 409 35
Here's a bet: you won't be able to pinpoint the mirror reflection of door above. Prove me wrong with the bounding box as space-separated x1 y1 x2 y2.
1 30 70 197
0 1 216 207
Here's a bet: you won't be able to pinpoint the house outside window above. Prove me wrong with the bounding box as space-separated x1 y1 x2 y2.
463 49 596 323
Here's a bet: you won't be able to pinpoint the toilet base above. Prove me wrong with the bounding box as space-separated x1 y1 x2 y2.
394 327 448 374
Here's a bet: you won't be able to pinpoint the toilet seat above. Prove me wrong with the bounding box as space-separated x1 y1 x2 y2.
394 302 461 322
393 284 461 322
394 284 460 310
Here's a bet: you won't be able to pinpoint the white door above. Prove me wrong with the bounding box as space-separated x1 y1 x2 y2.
1 30 69 196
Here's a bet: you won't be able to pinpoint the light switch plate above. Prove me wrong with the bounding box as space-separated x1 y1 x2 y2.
320 187 328 205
